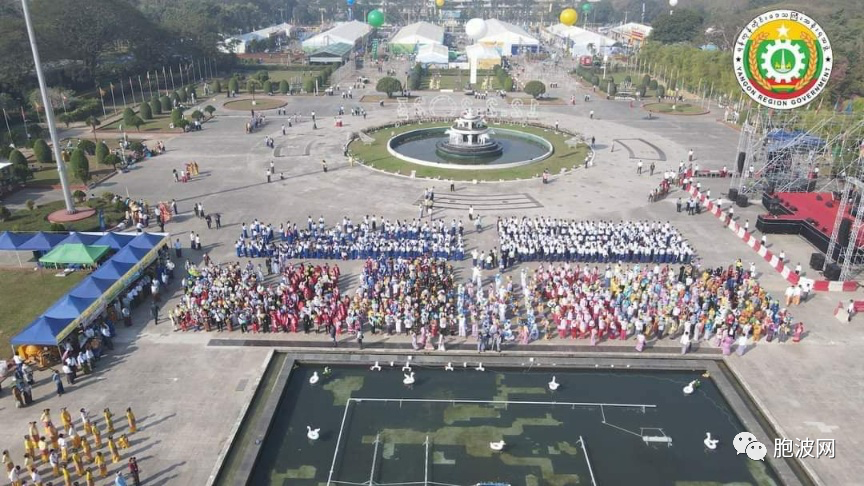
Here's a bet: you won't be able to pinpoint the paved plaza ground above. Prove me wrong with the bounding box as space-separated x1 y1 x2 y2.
1 59 862 485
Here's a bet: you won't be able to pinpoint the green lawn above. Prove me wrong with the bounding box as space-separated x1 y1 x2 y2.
102 114 182 132
349 122 588 181
265 69 327 84
29 165 115 187
0 199 126 232
0 269 86 358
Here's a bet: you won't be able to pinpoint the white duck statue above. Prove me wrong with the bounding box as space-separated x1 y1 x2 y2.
444 362 454 371
704 432 718 450
307 426 320 441
548 376 560 391
683 379 700 395
489 440 506 451
309 371 320 385
475 363 485 372
370 361 382 371
403 372 415 386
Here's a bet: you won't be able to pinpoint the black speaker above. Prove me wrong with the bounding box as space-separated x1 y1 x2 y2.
728 188 739 201
839 218 852 246
736 194 749 207
824 263 841 281
737 152 746 174
810 252 826 271
766 182 776 195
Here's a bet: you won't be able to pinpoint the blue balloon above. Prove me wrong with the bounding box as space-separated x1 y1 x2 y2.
346 0 355 5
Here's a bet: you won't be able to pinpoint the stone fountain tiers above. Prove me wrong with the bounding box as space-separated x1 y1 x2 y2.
436 110 503 159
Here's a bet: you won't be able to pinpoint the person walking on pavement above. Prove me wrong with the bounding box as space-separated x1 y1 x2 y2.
650 161 655 176
150 302 159 325
215 213 221 229
171 199 177 215
637 160 643 174
322 160 328 173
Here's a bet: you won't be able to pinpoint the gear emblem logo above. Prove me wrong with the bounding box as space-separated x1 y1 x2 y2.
734 10 832 109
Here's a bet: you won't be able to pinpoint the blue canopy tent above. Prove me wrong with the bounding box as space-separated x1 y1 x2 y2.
44 295 96 320
91 260 135 280
128 232 164 250
0 231 32 250
69 276 116 299
110 245 150 264
58 232 101 246
10 316 75 346
18 232 67 251
93 232 136 250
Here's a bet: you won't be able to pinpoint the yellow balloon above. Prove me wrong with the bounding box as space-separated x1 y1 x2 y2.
435 0 445 7
560 8 578 26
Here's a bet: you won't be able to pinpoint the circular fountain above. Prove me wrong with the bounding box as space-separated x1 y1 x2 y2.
386 111 553 170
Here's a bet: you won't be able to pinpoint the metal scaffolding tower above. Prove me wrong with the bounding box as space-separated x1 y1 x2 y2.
826 177 864 280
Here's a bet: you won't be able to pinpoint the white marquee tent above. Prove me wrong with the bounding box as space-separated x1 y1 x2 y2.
416 44 450 65
544 24 617 57
391 21 445 54
466 43 502 69
302 21 371 52
476 19 539 56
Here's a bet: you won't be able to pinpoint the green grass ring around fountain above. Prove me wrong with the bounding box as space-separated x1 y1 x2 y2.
223 98 287 111
643 102 709 115
349 122 591 182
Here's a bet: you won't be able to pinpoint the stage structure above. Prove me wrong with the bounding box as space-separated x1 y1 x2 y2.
825 177 864 280
729 109 864 199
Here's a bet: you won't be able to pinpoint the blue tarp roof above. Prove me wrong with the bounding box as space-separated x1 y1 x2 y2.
69 276 116 299
111 245 150 264
93 232 136 250
765 129 826 152
58 232 101 246
10 316 75 346
18 232 67 251
0 232 32 250
128 232 164 250
91 260 135 280
43 295 95 320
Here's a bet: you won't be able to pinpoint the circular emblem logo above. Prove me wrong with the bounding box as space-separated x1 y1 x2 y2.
734 10 832 110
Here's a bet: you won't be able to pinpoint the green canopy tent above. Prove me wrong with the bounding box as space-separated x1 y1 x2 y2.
38 243 111 267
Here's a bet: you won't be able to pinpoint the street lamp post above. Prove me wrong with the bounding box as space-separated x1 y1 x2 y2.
21 0 75 213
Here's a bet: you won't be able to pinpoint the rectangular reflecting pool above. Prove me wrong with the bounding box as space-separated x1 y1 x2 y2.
244 360 786 486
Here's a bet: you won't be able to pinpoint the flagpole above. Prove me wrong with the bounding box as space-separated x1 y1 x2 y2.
20 0 75 213
110 83 117 114
147 72 154 99
120 79 127 107
179 62 184 88
138 75 146 103
2 108 13 146
162 66 169 92
98 87 107 116
129 77 137 104
169 66 176 92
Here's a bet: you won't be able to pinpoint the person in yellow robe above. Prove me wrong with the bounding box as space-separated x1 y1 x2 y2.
117 434 130 450
60 408 73 430
60 462 73 486
84 467 96 486
95 452 108 477
108 436 121 464
81 436 93 463
103 408 115 435
91 423 102 448
72 450 85 476
125 407 137 434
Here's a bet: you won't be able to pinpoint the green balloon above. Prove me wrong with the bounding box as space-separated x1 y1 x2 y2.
581 3 591 12
367 9 385 27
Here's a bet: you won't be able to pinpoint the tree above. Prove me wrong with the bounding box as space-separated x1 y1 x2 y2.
214 80 222 93
0 18 32 92
228 77 239 95
139 102 153 120
649 9 704 44
85 116 100 142
376 77 402 98
256 70 269 82
279 80 289 95
33 139 52 164
523 80 547 99
69 148 90 183
204 105 216 118
246 79 259 100
77 139 96 156
95 141 108 165
262 80 273 94
103 153 121 169
159 95 171 112
191 110 204 121
149 98 162 116
178 87 188 102
122 107 136 126
9 148 30 181
130 115 145 132
170 108 183 126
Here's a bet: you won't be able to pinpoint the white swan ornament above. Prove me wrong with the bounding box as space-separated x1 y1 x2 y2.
489 440 506 451
309 371 319 385
475 363 485 371
307 426 320 440
683 379 700 395
444 362 454 371
389 361 395 367
402 362 412 372
403 372 415 386
548 376 560 391
370 361 382 371
704 432 718 450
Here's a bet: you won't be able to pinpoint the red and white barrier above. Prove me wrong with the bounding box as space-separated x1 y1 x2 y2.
686 186 859 292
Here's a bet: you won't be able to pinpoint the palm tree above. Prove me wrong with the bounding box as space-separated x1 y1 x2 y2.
85 115 100 142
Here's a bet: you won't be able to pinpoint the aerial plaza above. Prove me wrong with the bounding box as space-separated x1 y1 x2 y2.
0 1 860 485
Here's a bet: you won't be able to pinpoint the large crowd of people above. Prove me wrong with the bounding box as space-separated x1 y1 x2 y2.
233 216 465 261
521 260 800 353
497 218 694 264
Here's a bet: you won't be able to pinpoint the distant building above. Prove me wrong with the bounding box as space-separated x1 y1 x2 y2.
219 22 293 54
307 43 354 65
607 22 653 48
390 21 445 55
544 24 617 57
476 19 540 56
